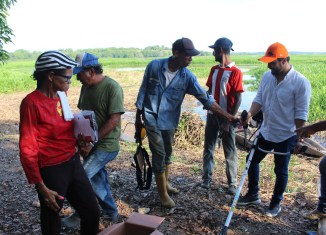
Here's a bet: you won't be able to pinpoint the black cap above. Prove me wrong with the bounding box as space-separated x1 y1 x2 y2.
209 37 234 51
172 37 200 56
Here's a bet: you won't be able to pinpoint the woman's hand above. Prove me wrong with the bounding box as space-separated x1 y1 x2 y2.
36 182 64 212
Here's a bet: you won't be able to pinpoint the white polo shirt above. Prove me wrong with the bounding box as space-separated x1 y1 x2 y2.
254 66 311 142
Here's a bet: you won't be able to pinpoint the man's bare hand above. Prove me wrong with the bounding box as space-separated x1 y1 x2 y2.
77 133 94 158
295 126 316 142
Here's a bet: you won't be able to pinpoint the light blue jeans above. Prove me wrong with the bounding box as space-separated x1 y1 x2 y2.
83 149 119 218
202 113 238 186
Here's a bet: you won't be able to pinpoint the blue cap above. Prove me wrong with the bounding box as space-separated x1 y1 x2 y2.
73 52 99 74
209 37 234 51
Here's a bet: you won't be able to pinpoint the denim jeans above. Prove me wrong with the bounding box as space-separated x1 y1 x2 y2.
318 156 326 212
83 149 119 217
202 113 238 186
247 134 296 205
145 125 175 173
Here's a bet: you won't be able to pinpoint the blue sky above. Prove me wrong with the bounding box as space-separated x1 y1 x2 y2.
4 0 326 53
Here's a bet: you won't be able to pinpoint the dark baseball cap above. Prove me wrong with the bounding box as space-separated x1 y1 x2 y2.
172 37 200 56
209 37 234 51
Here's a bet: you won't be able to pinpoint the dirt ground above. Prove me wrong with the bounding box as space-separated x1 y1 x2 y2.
0 87 323 235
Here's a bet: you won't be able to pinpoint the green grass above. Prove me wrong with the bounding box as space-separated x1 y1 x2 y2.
101 57 152 68
170 155 188 164
191 164 201 175
1 54 325 121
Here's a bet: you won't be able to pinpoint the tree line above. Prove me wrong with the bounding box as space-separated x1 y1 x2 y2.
8 45 211 61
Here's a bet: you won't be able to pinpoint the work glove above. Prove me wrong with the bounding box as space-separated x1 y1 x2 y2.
135 110 144 143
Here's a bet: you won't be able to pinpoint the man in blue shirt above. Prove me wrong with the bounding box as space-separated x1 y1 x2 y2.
135 37 239 208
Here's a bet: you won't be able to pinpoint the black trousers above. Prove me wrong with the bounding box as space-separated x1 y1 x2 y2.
38 154 100 235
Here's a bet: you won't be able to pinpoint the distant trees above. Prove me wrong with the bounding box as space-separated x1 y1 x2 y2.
8 46 210 60
142 45 171 57
0 0 16 64
6 49 23 60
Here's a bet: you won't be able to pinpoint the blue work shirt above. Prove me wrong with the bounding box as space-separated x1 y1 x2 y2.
135 57 214 130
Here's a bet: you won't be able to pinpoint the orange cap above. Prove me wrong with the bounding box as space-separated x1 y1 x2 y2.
258 42 288 63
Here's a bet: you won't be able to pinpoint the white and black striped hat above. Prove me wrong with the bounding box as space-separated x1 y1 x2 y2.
35 50 78 72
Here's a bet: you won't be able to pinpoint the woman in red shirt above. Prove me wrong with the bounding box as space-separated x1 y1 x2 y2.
19 51 99 235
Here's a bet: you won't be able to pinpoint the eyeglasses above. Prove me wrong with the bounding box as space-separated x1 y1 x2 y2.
52 72 73 82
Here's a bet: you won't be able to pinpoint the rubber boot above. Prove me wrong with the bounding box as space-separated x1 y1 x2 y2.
165 165 178 194
155 173 175 208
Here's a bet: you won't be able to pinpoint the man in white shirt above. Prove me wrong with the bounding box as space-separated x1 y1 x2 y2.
237 42 311 217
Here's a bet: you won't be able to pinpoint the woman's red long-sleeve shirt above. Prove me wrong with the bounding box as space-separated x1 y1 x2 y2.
19 90 77 184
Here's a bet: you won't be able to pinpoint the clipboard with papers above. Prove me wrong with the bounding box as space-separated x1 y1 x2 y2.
73 110 98 143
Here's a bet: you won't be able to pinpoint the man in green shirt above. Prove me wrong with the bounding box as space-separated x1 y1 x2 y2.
63 52 124 226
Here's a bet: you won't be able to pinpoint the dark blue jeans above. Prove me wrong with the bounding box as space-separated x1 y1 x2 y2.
247 134 297 206
318 156 326 212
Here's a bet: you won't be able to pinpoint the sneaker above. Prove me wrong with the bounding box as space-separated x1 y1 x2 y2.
61 213 80 228
228 185 237 195
200 181 211 189
265 203 281 217
237 193 261 206
103 213 120 223
304 208 326 220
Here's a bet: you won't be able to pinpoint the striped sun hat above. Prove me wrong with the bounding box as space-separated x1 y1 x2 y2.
35 50 78 71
